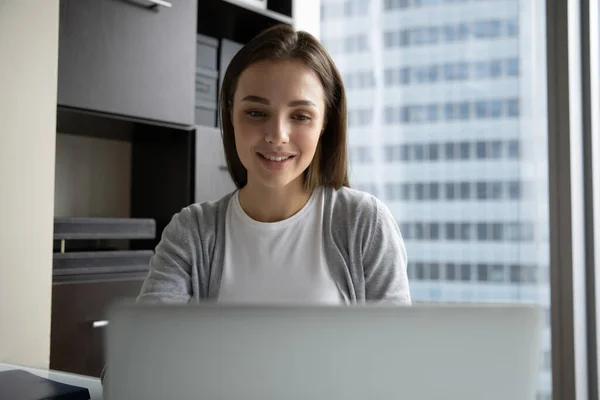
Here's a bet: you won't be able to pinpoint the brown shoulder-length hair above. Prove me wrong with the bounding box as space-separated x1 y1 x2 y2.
219 24 349 191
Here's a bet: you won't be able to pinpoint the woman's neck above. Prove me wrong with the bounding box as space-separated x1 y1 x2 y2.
238 179 313 223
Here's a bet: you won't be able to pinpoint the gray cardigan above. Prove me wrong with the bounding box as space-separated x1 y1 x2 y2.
137 186 411 305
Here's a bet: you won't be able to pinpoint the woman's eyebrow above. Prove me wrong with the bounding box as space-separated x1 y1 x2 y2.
241 95 317 108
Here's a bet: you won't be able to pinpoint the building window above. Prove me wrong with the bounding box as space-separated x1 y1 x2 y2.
460 222 472 240
460 182 471 199
415 262 425 280
477 263 489 281
445 142 456 160
415 183 425 200
490 264 505 283
476 141 487 159
459 142 470 159
430 223 440 240
477 223 488 241
508 181 521 199
429 183 440 200
445 222 456 240
477 182 488 200
429 143 439 160
446 182 456 200
430 263 440 280
414 144 425 161
506 19 519 37
507 57 519 76
446 263 456 281
507 99 520 117
491 182 503 199
508 140 520 158
460 264 472 281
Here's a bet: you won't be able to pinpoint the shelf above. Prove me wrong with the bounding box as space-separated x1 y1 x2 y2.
53 250 152 276
198 0 293 45
54 217 156 240
222 0 292 25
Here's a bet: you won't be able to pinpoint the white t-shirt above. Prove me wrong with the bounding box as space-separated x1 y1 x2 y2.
218 187 342 304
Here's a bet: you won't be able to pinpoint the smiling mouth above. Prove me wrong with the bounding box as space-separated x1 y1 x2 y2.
258 153 297 162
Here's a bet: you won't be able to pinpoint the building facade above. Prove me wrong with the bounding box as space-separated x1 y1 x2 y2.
320 0 551 398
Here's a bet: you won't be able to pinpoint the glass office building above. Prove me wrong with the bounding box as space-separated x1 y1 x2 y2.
320 0 551 398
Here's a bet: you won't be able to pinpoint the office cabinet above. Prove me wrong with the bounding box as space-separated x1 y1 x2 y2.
50 276 146 377
57 0 197 126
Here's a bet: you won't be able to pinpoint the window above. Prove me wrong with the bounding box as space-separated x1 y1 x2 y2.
416 262 425 279
508 181 521 199
445 142 456 160
401 222 412 239
477 263 489 281
476 182 487 200
490 264 505 282
490 60 502 77
446 263 456 281
445 222 455 240
476 141 487 159
427 104 439 121
414 144 425 161
400 144 410 161
492 223 503 241
491 182 503 199
446 182 456 200
508 140 520 158
415 183 425 200
429 143 439 160
460 222 472 240
460 264 472 281
507 99 520 117
490 100 502 118
400 67 410 84
430 223 440 239
429 183 439 200
460 182 471 199
459 142 470 159
477 223 488 241
490 141 503 158
445 103 455 120
476 101 488 118
507 58 519 76
506 19 519 37
321 2 551 397
430 263 440 279
458 102 470 120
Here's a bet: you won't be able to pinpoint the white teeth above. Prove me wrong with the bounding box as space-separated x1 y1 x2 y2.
265 155 291 161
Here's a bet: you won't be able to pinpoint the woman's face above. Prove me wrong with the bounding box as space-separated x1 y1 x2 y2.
231 60 326 191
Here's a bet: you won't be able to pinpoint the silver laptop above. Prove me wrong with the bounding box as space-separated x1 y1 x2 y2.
105 303 542 400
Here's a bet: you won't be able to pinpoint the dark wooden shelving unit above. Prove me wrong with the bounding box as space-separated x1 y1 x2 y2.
198 0 293 44
51 0 294 378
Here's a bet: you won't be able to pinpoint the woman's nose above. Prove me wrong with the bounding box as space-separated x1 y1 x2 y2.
264 117 290 145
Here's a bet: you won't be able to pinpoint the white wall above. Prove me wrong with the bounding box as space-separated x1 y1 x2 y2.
0 0 59 368
293 0 321 39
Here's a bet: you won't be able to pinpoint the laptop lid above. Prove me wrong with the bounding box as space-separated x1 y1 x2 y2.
105 303 542 400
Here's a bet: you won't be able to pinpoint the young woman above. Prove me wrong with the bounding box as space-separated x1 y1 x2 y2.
138 24 411 305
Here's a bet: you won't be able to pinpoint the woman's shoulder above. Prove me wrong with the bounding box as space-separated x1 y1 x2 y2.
324 186 388 220
165 191 236 236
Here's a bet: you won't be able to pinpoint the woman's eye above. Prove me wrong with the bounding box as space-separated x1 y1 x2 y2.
246 110 266 118
293 115 311 121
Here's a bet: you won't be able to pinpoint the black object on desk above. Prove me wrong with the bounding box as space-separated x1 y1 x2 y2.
0 369 90 400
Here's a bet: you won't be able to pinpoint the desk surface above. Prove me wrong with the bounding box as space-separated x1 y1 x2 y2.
0 363 102 400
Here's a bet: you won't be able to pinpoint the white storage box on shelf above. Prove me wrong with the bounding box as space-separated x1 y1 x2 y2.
195 100 218 127
196 34 219 71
